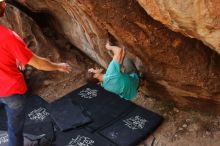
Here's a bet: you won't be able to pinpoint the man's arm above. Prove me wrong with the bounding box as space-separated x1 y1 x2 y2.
27 53 72 73
106 42 125 64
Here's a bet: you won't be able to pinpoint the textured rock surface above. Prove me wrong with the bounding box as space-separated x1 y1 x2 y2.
0 4 60 59
16 0 110 67
138 0 220 54
16 0 220 113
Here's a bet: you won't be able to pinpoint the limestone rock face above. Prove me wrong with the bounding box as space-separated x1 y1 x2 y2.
138 0 220 54
16 0 220 113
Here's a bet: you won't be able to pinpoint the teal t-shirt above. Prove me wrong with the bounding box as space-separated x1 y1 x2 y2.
101 59 139 100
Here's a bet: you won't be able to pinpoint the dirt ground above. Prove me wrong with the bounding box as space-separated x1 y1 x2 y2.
135 90 220 146
27 27 220 146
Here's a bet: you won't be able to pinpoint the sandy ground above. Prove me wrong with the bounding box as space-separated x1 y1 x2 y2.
27 27 220 146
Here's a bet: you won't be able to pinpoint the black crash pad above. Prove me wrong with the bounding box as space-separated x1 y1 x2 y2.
23 122 54 141
54 128 116 146
24 95 54 140
64 83 135 131
25 95 51 124
49 98 91 131
99 106 163 146
64 83 112 111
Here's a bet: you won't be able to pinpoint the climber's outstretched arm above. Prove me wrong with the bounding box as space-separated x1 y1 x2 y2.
105 41 125 65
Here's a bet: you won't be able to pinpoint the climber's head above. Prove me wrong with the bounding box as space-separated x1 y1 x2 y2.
0 0 6 17
86 68 104 84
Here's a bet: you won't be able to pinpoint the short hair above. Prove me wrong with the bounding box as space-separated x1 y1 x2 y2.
86 71 99 84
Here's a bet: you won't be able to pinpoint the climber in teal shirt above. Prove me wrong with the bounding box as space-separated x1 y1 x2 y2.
87 41 139 100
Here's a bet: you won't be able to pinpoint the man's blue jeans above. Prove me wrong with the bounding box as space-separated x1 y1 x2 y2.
0 93 27 146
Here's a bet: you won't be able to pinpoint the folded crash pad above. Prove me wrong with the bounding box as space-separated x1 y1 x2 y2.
64 83 112 111
49 98 91 131
25 95 51 124
99 106 163 146
24 95 54 140
54 128 116 146
23 121 54 141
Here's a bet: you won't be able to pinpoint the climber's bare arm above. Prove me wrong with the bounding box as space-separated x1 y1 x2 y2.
106 42 124 64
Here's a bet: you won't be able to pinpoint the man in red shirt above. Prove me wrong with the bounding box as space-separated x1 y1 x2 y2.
0 1 72 146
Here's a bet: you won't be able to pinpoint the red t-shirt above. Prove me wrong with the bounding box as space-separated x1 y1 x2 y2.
0 25 33 97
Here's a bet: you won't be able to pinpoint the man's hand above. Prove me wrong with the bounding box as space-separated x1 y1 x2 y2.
88 68 103 74
88 68 95 73
105 41 125 64
88 68 104 81
105 41 122 53
106 40 111 50
16 59 25 71
56 63 72 73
